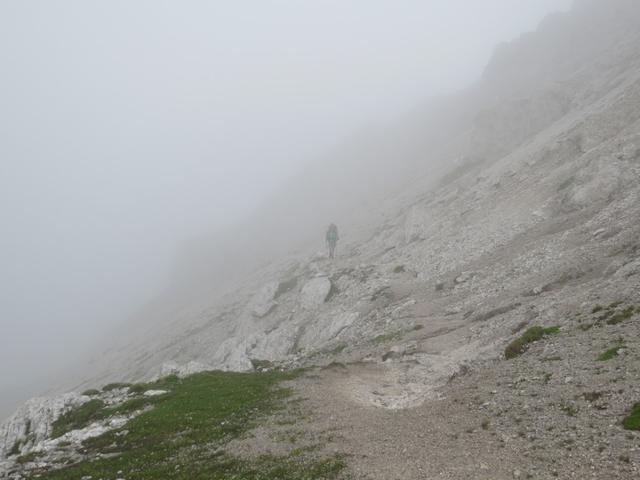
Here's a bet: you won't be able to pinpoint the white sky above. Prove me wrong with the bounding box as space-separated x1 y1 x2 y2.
0 0 572 418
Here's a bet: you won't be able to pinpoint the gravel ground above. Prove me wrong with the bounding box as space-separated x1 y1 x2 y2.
231 299 640 480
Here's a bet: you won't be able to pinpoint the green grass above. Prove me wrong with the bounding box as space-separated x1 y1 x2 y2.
29 370 346 480
51 399 106 438
598 346 622 362
623 403 640 431
597 337 625 362
504 326 560 360
81 389 100 396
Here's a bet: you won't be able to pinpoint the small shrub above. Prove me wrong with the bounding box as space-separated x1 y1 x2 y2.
505 326 560 359
435 282 445 291
623 403 640 431
591 305 604 314
82 389 100 396
481 419 490 430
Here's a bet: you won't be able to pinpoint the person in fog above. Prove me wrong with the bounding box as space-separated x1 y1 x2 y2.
326 223 339 259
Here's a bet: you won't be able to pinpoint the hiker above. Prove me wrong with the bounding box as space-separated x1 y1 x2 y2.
326 223 339 259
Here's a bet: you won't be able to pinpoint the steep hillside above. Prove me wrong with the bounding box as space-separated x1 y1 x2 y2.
2 0 640 478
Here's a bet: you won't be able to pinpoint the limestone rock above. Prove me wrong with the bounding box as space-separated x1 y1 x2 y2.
300 277 333 309
299 311 358 350
159 361 212 379
250 282 279 318
0 393 88 460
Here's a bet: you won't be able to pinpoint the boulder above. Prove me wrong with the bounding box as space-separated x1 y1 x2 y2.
210 338 254 372
249 282 279 318
300 277 333 309
159 361 211 378
299 311 358 350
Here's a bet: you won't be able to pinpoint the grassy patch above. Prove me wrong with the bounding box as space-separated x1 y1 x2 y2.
30 370 346 480
598 338 625 362
504 326 560 360
81 389 100 396
623 403 640 431
51 400 106 439
598 347 622 362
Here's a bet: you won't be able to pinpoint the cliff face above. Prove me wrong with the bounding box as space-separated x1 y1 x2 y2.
3 0 640 475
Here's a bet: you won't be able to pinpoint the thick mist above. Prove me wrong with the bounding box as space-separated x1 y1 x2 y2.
0 0 572 419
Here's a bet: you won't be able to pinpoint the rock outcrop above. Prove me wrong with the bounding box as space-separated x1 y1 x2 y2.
0 393 88 459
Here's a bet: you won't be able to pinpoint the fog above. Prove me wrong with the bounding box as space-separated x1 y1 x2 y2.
0 0 572 419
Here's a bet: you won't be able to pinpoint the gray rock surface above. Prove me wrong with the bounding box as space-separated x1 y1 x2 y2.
300 277 332 309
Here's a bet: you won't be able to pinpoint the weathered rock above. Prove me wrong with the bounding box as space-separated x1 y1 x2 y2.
300 277 333 309
143 390 167 397
249 282 279 318
209 338 254 372
0 393 88 460
159 361 212 379
299 311 358 350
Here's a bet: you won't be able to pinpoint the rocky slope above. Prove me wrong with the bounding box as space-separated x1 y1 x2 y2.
3 0 640 478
